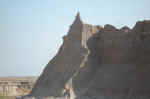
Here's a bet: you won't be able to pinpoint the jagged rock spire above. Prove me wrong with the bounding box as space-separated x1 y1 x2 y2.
76 12 81 20
72 12 83 25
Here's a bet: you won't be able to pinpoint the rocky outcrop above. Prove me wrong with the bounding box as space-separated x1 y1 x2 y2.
133 20 150 33
30 12 101 97
104 24 117 32
29 13 150 99
120 26 130 32
72 20 150 98
0 77 37 96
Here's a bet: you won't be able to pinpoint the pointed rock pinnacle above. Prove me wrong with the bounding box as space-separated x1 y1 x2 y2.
76 12 81 19
73 12 83 25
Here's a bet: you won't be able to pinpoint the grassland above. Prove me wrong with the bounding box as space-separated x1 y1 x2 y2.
0 96 16 99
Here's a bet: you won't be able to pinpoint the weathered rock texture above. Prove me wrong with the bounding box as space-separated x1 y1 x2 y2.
30 13 100 97
30 13 150 99
73 21 150 98
0 77 37 96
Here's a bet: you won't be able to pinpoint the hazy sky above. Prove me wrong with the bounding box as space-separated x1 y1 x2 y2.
0 0 150 76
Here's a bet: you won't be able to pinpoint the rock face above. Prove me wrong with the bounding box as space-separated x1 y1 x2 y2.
73 21 150 98
30 12 100 97
30 13 150 99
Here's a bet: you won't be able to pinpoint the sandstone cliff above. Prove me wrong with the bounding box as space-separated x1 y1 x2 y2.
29 13 150 99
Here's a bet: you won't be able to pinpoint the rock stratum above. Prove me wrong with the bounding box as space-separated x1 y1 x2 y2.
29 13 150 99
0 77 37 96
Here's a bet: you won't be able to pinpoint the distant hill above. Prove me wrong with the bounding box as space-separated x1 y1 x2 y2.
0 76 38 96
0 76 38 82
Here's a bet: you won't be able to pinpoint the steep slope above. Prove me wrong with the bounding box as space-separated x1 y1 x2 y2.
29 13 150 99
72 21 150 98
30 13 100 97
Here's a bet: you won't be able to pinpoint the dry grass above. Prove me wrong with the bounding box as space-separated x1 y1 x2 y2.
0 96 16 99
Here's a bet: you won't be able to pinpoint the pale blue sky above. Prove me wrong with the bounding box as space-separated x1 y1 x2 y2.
0 0 150 76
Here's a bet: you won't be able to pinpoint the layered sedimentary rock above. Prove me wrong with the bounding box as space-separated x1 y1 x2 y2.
30 13 100 97
30 13 150 99
0 77 37 96
72 20 150 98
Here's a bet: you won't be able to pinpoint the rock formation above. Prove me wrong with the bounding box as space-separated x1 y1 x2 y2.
29 13 150 99
73 20 150 99
30 12 100 97
0 77 37 96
